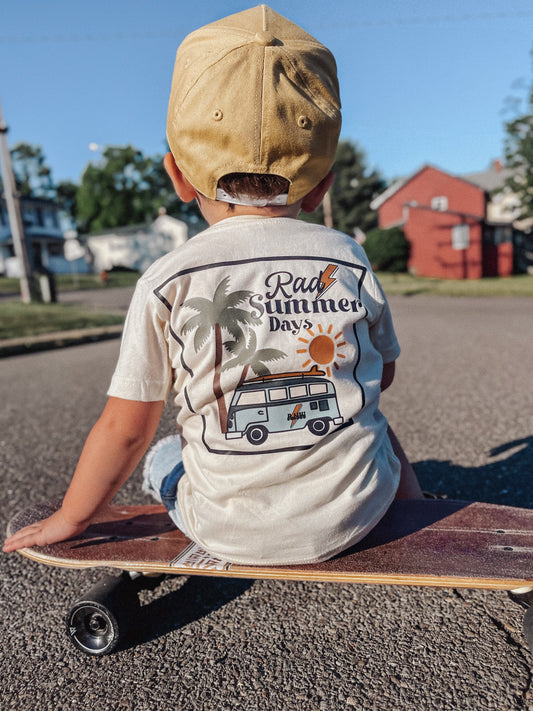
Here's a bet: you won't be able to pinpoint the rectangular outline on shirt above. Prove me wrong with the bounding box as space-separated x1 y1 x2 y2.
153 254 368 456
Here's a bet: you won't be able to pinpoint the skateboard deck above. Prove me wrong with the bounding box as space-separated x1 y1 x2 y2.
9 498 533 656
8 498 533 589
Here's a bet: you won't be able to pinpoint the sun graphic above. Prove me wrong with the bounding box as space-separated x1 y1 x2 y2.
297 323 347 377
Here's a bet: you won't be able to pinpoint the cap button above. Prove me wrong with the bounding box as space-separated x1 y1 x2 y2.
253 31 277 46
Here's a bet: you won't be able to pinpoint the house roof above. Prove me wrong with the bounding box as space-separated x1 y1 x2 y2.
370 163 497 211
86 214 189 240
369 174 411 211
0 195 61 210
86 223 153 240
461 162 513 193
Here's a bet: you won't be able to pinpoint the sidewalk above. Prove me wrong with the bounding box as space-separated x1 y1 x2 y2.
0 324 123 357
0 286 133 357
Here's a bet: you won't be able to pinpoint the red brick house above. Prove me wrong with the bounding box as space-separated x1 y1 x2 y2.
370 164 516 279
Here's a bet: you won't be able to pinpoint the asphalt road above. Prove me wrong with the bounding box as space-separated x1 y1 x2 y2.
2 293 533 710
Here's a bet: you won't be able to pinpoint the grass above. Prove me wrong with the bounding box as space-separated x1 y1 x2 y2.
2 271 532 299
0 301 124 340
0 270 139 295
1 272 531 342
376 272 533 297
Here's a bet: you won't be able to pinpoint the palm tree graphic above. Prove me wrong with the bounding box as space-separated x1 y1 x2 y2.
222 329 286 386
181 277 262 433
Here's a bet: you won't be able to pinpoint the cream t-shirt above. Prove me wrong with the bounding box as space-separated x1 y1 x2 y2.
108 216 401 564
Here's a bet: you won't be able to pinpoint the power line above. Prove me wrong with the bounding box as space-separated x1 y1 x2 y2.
0 11 532 43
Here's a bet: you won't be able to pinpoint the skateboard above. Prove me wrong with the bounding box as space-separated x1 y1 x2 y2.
8 498 533 656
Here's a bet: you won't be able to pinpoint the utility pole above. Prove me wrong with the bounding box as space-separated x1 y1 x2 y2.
0 100 34 303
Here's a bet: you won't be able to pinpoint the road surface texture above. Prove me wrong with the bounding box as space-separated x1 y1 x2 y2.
2 294 533 710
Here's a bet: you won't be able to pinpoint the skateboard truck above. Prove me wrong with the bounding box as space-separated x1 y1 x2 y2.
66 571 165 655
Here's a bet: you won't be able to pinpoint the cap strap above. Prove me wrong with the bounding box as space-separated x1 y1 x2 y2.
215 187 289 207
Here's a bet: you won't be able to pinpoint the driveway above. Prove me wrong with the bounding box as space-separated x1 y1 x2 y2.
1 294 532 710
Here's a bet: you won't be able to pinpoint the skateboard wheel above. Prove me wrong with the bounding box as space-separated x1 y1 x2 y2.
66 572 139 655
67 601 121 655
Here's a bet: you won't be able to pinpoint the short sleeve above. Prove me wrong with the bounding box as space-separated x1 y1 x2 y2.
107 279 173 402
366 276 401 365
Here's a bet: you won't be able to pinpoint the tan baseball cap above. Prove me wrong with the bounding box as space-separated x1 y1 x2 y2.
166 5 341 206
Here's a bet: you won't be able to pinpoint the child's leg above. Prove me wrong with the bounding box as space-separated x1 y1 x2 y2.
387 425 424 500
142 435 189 533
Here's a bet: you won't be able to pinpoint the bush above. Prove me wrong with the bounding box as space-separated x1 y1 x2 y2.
363 227 410 273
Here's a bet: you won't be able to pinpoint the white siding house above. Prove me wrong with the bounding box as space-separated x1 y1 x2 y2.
1 200 195 276
85 213 189 274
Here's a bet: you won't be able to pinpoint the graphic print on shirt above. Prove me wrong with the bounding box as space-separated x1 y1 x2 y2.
181 276 287 434
225 365 344 446
157 256 368 455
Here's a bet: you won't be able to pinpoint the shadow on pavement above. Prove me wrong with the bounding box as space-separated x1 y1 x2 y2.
414 435 533 508
111 435 533 654
122 576 254 653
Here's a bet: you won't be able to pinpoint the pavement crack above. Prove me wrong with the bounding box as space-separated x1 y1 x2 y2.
462 589 533 708
451 589 533 706
489 613 533 707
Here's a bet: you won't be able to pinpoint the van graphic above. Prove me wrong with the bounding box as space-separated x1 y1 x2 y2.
225 366 343 445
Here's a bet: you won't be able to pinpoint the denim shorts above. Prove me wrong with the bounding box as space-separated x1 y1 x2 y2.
142 435 188 534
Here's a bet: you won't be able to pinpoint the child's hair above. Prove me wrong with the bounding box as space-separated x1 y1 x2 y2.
216 173 291 207
166 5 341 207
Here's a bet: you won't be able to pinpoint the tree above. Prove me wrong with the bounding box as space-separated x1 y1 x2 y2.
7 142 55 199
302 139 386 236
76 145 156 233
503 49 533 223
363 227 410 273
76 144 202 234
56 180 79 226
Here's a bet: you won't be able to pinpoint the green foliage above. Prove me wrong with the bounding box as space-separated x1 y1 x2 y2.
3 140 201 232
302 139 386 235
363 227 410 273
503 49 533 222
76 144 201 234
55 180 79 226
76 145 157 233
8 142 55 199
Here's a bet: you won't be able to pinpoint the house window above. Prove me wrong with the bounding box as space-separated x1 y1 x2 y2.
431 196 448 211
452 224 470 250
22 208 37 226
45 210 59 229
483 226 512 246
48 242 63 256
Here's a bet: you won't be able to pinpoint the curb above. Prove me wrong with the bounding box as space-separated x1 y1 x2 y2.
0 324 124 358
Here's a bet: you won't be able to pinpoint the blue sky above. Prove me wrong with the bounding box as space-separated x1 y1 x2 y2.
1 0 532 186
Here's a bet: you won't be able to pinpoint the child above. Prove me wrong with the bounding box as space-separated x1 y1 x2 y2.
4 5 422 563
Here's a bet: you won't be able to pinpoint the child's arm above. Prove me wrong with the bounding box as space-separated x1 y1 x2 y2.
3 396 164 553
380 361 424 499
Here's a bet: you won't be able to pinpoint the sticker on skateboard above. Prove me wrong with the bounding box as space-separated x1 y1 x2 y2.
170 543 232 571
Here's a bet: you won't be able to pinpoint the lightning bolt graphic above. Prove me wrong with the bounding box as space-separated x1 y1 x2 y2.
316 264 339 300
290 404 302 428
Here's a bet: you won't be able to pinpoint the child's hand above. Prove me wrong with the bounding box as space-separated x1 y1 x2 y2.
3 508 88 553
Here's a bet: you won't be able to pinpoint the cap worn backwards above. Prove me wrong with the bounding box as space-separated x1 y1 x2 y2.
166 4 342 206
